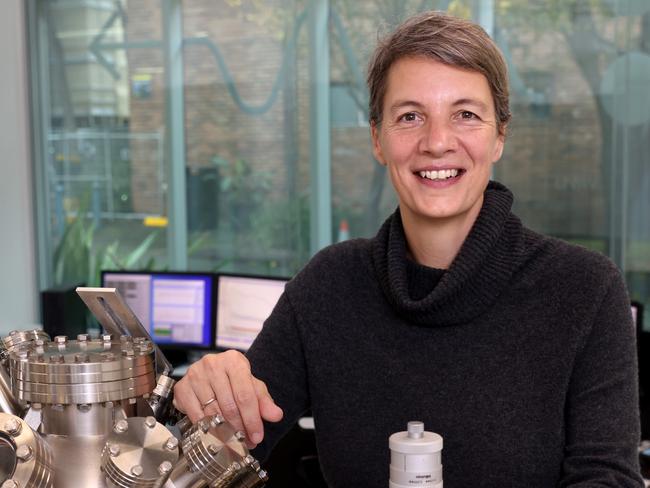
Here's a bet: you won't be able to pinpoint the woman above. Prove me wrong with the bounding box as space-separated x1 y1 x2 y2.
174 11 642 487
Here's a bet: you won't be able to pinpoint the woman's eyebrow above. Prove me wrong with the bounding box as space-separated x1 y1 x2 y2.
388 100 425 114
452 98 489 111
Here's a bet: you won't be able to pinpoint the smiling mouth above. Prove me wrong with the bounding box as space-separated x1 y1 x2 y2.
416 168 465 181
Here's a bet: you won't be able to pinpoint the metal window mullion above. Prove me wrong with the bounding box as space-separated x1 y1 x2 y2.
309 0 332 255
162 0 187 269
28 0 54 291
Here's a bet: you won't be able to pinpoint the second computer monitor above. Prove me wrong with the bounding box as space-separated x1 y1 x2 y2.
215 273 288 351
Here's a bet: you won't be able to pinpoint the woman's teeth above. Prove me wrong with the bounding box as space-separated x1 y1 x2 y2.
419 168 459 181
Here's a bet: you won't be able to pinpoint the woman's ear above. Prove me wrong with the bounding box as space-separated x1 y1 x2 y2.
371 122 386 165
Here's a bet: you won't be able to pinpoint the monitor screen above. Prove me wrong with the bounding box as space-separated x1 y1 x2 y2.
215 274 288 351
101 271 215 349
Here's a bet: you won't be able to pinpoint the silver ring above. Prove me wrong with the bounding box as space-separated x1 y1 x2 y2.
202 397 217 408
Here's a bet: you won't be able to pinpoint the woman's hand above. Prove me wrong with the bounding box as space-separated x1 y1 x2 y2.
173 350 284 448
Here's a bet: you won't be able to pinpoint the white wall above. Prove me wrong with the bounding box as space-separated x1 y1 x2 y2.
0 0 39 332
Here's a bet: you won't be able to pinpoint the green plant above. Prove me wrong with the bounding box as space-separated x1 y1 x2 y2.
52 214 160 287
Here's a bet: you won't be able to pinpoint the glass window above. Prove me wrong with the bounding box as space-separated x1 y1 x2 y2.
29 0 650 326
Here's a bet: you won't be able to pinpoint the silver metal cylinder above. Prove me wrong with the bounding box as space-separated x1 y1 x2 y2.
161 415 266 488
0 412 54 488
101 416 180 488
148 375 177 425
0 367 23 417
0 329 49 418
9 336 156 406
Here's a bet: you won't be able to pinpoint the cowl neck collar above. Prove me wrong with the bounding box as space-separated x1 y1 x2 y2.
371 181 526 326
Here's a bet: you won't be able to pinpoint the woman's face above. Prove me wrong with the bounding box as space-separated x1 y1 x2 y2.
371 56 505 226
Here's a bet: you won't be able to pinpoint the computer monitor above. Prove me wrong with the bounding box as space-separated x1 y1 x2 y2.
215 273 288 351
101 270 216 349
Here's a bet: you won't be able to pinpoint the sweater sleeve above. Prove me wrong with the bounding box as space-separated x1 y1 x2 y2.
245 289 310 461
559 269 643 487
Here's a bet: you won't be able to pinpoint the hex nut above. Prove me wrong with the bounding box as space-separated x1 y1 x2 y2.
108 443 121 457
158 460 173 475
131 465 143 477
144 416 156 429
114 419 128 434
164 437 179 451
16 445 33 462
3 418 22 436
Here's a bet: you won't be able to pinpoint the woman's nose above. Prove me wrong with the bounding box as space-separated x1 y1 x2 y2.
419 119 457 157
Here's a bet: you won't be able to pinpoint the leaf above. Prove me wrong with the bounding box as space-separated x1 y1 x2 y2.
123 231 159 269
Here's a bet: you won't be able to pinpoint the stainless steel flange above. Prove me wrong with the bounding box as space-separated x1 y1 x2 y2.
0 412 53 488
1 330 50 417
160 415 266 488
101 416 180 488
9 336 156 405
1 330 51 356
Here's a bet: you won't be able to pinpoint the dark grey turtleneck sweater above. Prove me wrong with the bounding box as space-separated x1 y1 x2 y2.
248 181 642 487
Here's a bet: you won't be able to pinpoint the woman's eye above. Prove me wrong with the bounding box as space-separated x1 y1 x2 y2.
400 112 418 122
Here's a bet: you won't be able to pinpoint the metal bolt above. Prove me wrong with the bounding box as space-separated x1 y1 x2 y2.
158 460 172 475
1 479 19 488
128 398 136 405
102 334 112 342
235 431 246 442
101 353 115 362
258 469 269 481
122 349 134 357
16 445 33 462
199 419 210 433
211 415 225 426
34 339 44 346
108 443 120 457
52 404 65 412
164 436 178 451
75 353 88 363
131 465 143 477
54 335 67 344
77 404 91 413
4 418 22 436
114 419 128 434
144 416 156 429
49 354 63 363
207 443 220 455
77 334 89 342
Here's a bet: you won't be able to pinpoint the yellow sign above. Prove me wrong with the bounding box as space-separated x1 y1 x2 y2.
144 216 168 228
